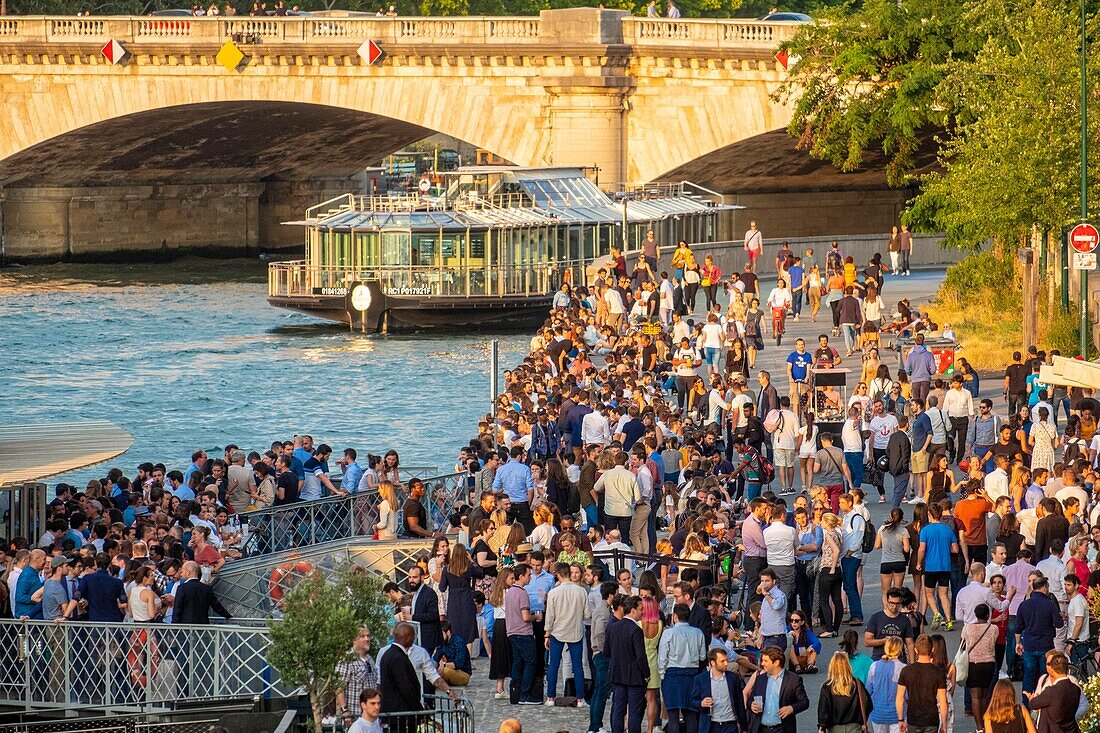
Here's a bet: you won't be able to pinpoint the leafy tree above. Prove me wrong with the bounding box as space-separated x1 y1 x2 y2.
342 567 399 656
266 571 362 733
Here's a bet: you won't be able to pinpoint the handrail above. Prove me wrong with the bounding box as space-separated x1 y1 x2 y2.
237 471 466 560
0 618 284 711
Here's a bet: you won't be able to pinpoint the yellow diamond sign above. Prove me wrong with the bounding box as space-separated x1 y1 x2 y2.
216 40 245 72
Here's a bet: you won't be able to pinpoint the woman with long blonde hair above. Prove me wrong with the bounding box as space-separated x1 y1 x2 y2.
374 480 398 540
816 651 871 732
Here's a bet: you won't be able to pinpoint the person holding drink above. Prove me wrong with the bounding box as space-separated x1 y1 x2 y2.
744 646 810 733
690 647 748 733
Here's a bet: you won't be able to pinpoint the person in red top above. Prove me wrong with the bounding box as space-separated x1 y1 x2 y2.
700 254 722 311
189 525 225 573
955 487 993 565
1065 537 1090 596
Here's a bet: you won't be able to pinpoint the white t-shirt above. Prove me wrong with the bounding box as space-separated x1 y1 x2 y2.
604 288 625 314
672 321 691 342
773 409 800 450
1068 593 1090 641
841 419 864 453
1056 485 1089 511
702 322 725 349
798 425 819 458
868 414 899 450
660 280 675 309
730 393 752 428
763 521 798 565
674 347 698 377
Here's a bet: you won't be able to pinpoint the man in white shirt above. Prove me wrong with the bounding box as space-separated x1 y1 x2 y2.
954 562 1011 624
762 503 798 603
594 453 640 545
628 451 654 555
985 542 1008 580
983 454 1010 502
771 396 800 495
581 403 612 447
1065 574 1090 668
659 274 676 325
941 376 974 464
604 286 626 330
672 337 701 414
591 529 634 575
868 400 899 503
923 395 952 457
346 689 384 733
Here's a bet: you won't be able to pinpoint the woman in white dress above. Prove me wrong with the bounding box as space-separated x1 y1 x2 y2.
1028 406 1059 472
129 566 161 622
797 412 820 493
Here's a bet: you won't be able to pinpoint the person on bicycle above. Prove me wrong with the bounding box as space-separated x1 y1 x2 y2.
766 278 793 346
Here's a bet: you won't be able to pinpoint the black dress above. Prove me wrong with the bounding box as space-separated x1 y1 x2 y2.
439 566 484 644
489 611 512 680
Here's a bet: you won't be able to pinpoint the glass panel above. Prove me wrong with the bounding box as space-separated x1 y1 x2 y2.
413 235 438 267
381 231 411 266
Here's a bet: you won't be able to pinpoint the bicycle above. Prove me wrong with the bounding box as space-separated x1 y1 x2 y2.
1066 638 1100 680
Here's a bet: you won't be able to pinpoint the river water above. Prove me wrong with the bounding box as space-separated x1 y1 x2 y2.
0 260 529 486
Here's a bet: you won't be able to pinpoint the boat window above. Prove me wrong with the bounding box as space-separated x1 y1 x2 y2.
381 231 411 267
413 235 439 267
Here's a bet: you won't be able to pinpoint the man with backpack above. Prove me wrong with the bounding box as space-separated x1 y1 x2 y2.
839 492 869 625
729 436 774 503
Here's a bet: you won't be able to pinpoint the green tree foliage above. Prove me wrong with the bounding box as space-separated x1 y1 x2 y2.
266 566 395 733
778 0 1100 251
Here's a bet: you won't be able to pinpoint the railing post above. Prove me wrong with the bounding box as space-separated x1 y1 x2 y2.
213 629 221 697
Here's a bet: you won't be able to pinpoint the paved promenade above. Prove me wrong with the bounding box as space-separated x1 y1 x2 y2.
460 270 985 733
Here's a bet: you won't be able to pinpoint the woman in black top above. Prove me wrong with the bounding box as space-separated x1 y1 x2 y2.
817 650 873 732
995 513 1025 565
924 454 952 505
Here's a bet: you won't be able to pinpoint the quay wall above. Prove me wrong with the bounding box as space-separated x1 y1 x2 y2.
0 179 356 262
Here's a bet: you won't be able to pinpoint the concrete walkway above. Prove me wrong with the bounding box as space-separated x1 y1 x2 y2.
463 269 987 733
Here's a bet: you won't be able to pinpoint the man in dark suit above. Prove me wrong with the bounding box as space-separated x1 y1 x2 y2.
379 623 424 733
1025 651 1081 733
673 582 713 642
606 596 649 733
407 566 441 654
691 647 748 733
171 561 231 624
746 646 809 733
78 552 127 622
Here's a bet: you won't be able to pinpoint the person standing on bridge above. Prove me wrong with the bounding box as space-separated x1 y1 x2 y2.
666 1 681 18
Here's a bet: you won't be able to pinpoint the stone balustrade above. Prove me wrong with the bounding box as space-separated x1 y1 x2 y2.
0 12 801 49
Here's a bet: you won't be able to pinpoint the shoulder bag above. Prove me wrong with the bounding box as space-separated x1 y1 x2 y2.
954 619 992 685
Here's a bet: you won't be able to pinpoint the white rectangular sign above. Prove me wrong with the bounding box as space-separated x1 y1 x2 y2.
1073 252 1097 270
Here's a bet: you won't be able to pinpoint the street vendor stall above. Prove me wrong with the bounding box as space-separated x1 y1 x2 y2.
807 367 850 441
892 335 961 376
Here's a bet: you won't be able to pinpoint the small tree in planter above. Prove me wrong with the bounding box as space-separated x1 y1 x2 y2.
266 569 360 733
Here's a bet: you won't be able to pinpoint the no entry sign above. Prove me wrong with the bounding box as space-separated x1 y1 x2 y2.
1069 222 1099 253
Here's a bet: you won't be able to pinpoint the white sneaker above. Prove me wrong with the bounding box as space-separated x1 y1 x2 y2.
576 699 589 708
907 496 924 505
544 698 556 707
494 691 509 699
878 496 886 503
999 671 1010 679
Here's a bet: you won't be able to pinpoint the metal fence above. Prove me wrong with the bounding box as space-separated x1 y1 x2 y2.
0 716 221 733
376 694 474 733
238 472 467 560
214 537 432 618
0 619 285 712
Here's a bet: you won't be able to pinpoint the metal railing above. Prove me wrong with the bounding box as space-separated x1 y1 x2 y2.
237 471 467 559
377 694 474 733
214 537 433 618
0 619 284 712
0 715 222 733
267 261 561 299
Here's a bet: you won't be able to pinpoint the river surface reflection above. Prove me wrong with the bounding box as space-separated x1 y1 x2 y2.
0 260 529 485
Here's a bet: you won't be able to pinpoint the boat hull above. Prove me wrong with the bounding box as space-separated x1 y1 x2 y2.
267 291 551 332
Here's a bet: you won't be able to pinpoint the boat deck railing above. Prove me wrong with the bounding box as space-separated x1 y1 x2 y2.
268 260 567 299
0 618 285 713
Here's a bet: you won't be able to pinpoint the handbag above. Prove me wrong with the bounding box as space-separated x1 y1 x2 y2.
855 678 870 733
954 619 991 685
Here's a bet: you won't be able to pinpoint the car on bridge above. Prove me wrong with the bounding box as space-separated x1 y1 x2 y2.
760 11 812 21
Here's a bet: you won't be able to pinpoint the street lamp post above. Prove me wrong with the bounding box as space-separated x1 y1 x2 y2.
1080 0 1090 356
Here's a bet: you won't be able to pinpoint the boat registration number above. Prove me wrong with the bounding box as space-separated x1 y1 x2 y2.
390 287 432 296
315 287 348 296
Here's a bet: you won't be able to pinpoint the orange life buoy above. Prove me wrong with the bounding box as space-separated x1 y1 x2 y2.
268 559 313 605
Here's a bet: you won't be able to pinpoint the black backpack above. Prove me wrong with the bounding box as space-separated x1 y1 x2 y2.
860 513 876 555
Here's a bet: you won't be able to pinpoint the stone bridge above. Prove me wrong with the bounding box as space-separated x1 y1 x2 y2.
0 9 798 259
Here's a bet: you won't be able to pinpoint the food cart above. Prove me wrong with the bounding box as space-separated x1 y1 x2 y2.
892 335 961 376
806 367 850 442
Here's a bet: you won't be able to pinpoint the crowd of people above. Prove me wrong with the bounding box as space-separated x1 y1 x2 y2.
8 232 1098 733
342 234 1094 733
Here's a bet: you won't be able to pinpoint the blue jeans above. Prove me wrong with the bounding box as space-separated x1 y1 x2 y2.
1005 616 1020 677
762 634 787 652
611 684 645 733
705 347 720 368
890 471 910 509
745 481 762 502
1022 649 1046 695
510 634 538 702
841 323 858 351
845 451 864 489
583 504 599 530
840 556 863 620
792 289 803 316
547 636 585 700
589 651 610 733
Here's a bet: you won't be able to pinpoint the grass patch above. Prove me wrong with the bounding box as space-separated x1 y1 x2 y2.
926 250 1092 370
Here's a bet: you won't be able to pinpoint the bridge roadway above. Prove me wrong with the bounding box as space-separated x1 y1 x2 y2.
0 9 798 260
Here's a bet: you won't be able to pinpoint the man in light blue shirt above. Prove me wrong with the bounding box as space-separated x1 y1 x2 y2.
182 449 207 488
839 493 867 623
762 667 785 727
757 569 789 651
337 448 363 495
492 445 535 533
